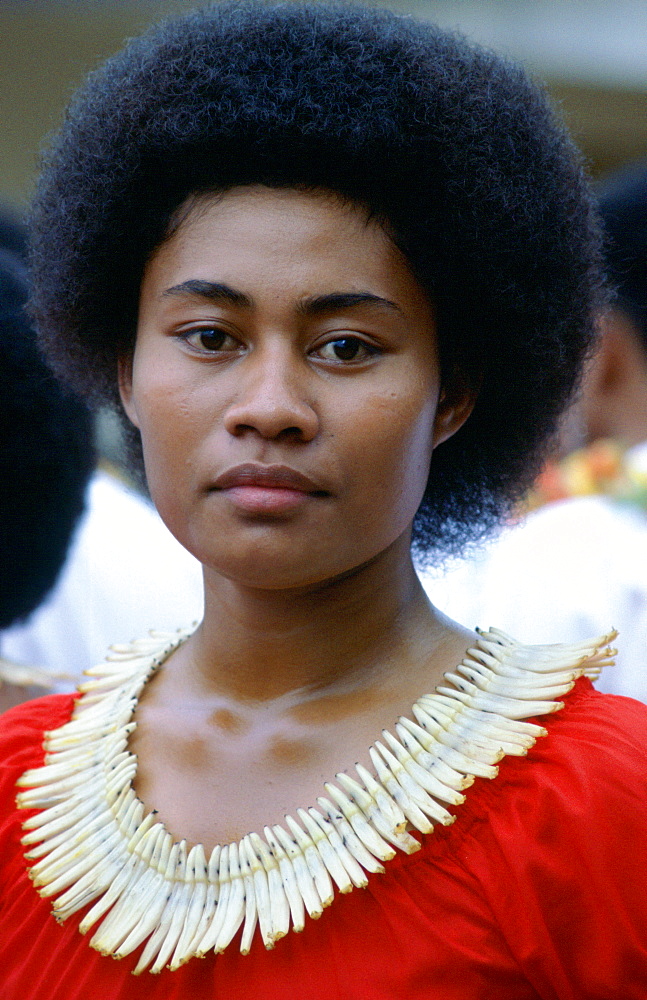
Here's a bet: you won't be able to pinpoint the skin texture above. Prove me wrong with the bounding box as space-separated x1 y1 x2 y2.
120 186 476 846
581 309 647 447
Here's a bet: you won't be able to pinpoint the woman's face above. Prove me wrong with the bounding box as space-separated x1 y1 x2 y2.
121 186 471 590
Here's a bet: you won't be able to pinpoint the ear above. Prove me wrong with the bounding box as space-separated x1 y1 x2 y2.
117 352 140 428
432 367 478 448
585 312 631 400
580 309 644 441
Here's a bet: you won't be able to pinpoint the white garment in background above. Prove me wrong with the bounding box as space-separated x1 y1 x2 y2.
1 471 204 689
420 442 647 703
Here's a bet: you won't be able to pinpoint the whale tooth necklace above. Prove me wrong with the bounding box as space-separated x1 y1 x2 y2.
17 626 615 975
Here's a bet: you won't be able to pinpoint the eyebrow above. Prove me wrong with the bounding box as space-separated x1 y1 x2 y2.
162 281 402 317
297 292 403 317
162 280 252 308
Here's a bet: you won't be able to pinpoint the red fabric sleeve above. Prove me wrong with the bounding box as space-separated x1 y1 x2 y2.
458 683 647 999
0 696 75 894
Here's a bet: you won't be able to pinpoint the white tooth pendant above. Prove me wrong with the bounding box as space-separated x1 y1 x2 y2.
263 827 306 933
249 832 291 944
238 840 259 955
17 626 612 971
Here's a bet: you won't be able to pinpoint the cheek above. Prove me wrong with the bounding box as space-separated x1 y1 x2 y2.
131 350 204 454
347 388 438 516
136 390 189 462
129 367 204 508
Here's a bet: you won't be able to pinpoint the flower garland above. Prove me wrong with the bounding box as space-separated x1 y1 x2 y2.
526 439 647 514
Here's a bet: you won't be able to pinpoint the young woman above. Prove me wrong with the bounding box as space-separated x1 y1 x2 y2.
1 4 645 997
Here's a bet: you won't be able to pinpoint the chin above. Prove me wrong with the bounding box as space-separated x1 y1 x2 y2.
198 539 369 592
214 560 345 592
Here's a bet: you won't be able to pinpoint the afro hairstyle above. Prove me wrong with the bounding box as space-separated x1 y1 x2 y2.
29 1 605 559
0 247 95 628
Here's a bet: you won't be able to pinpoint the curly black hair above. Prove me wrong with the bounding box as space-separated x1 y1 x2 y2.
28 1 604 559
0 247 95 628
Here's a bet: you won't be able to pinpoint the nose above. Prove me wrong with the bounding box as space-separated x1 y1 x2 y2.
223 346 319 442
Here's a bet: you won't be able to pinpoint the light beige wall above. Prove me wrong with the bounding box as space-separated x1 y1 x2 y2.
550 81 647 178
0 3 185 207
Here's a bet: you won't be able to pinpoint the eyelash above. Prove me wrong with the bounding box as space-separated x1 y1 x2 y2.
179 328 381 364
315 337 379 363
182 328 240 353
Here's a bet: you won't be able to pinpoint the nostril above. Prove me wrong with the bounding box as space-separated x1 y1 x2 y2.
231 422 308 440
272 425 308 442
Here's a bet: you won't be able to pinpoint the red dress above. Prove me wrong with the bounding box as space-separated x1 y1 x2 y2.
1 680 646 999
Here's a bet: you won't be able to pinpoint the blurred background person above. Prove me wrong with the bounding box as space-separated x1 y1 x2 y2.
581 163 647 449
0 238 94 710
0 206 28 262
0 211 203 709
422 162 647 702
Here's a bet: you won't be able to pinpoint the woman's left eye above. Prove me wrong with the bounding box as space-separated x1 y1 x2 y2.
181 328 240 353
315 336 378 363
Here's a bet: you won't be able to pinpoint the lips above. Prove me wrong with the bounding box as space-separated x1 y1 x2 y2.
212 463 325 494
211 463 328 515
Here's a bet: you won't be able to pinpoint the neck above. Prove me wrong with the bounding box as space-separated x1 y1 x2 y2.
175 538 454 704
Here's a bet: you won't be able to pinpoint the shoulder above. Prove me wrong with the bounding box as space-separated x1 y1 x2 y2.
457 682 647 989
0 695 75 794
0 693 75 740
479 680 647 840
438 681 647 993
533 676 647 762
0 696 75 855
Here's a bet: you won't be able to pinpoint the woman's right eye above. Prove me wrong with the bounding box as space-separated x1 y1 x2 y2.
181 328 241 353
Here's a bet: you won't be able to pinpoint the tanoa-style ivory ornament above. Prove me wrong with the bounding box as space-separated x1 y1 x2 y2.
17 627 616 974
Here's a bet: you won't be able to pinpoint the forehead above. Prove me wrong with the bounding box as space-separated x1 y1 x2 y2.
141 185 431 313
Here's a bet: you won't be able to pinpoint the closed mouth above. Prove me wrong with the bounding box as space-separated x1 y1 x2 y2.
211 463 329 496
